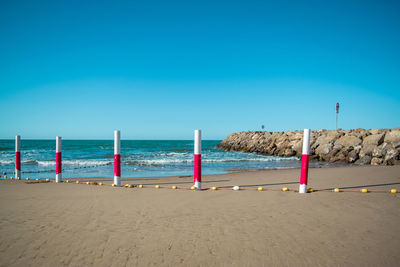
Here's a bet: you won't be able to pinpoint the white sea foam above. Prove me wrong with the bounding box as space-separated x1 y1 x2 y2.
0 159 36 165
23 160 37 164
37 160 112 166
124 156 299 166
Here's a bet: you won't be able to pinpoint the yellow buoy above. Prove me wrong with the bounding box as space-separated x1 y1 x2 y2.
390 189 397 194
124 184 130 188
112 184 116 187
307 188 314 193
4 176 7 179
361 188 368 193
138 184 143 188
333 188 340 193
128 184 134 188
211 186 217 190
98 182 103 186
191 186 196 190
86 182 90 185
155 185 160 189
258 186 263 191
66 180 70 183
282 187 289 192
26 178 30 180
76 180 80 184
17 177 20 180
172 185 177 189
10 177 14 180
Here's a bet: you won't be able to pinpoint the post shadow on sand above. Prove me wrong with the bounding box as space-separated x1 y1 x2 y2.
127 179 230 186
216 181 299 189
317 182 400 192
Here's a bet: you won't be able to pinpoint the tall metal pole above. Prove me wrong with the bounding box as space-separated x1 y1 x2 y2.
15 136 21 179
114 130 121 186
193 130 202 189
56 136 62 183
299 129 310 193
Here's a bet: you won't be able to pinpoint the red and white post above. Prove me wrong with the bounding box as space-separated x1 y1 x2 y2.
56 136 62 183
114 130 121 186
299 129 310 193
15 135 21 179
193 129 202 189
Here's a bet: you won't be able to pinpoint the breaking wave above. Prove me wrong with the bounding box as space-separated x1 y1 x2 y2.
124 156 299 166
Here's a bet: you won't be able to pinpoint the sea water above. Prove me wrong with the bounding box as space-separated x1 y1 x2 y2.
0 139 324 179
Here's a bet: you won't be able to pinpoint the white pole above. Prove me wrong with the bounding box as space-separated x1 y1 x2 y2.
56 136 62 183
15 135 21 179
299 129 310 193
193 130 202 189
114 130 121 186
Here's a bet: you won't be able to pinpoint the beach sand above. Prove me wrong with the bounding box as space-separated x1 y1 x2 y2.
1 165 400 266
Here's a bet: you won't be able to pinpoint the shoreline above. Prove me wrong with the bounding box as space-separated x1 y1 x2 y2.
4 164 399 191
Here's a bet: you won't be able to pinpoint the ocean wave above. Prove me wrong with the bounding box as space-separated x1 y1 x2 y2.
0 160 13 165
37 160 112 166
124 159 192 166
0 159 52 166
123 156 298 166
22 160 37 165
0 154 298 167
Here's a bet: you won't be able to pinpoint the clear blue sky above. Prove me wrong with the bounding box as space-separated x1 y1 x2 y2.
1 0 399 139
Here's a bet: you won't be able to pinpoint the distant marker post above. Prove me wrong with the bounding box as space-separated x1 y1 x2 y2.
56 136 62 183
15 135 21 179
299 129 310 193
114 130 121 187
194 130 202 189
336 102 340 130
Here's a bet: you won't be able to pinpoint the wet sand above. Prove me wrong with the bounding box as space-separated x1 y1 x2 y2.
0 165 399 266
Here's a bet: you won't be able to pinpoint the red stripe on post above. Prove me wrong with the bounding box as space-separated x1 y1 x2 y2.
194 154 201 183
15 152 21 171
56 152 62 174
300 154 309 185
114 154 121 177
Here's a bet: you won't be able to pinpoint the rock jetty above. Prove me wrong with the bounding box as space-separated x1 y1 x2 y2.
217 128 400 165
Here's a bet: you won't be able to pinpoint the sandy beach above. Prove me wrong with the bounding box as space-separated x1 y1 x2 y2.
1 165 400 266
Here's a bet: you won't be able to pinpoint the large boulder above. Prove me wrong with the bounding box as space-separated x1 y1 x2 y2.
334 135 362 147
356 155 372 165
368 129 382 135
292 140 303 157
263 131 272 142
371 157 383 165
315 143 333 155
359 145 376 158
347 150 359 163
384 130 400 149
315 135 337 146
330 151 347 163
384 145 399 165
283 148 296 157
384 130 400 143
363 133 385 146
372 146 383 158
322 148 341 162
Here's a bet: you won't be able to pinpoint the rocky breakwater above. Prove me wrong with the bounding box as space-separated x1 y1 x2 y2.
216 128 400 165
